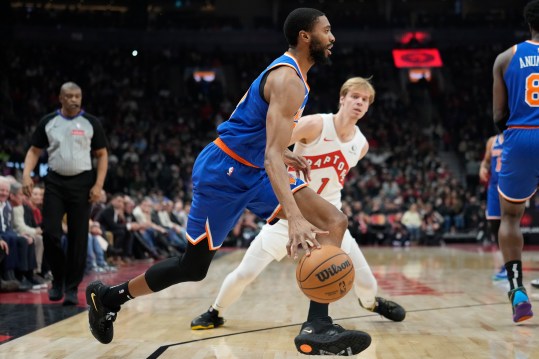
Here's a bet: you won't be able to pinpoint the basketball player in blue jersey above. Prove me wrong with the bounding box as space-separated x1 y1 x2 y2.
492 0 539 323
86 8 372 355
479 134 507 281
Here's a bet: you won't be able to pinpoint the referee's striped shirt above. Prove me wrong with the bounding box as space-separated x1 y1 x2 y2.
31 110 108 176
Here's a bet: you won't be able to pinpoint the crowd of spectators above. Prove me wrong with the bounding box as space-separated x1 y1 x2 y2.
0 173 194 293
0 176 48 293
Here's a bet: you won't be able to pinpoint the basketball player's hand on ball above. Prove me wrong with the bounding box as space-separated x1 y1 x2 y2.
287 216 327 260
283 150 311 182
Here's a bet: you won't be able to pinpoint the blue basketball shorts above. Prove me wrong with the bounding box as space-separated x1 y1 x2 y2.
498 128 539 202
186 142 308 250
486 184 500 219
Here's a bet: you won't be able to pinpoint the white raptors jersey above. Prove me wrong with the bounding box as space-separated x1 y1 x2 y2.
291 113 367 209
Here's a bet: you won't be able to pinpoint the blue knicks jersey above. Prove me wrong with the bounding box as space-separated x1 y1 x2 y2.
217 52 309 168
489 135 503 187
504 41 539 126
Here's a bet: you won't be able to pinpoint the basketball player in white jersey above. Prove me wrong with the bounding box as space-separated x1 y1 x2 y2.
191 77 406 330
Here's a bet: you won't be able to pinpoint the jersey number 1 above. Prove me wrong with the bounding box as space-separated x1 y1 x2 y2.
317 178 330 194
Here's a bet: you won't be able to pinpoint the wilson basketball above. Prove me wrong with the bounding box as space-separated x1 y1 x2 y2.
296 245 355 304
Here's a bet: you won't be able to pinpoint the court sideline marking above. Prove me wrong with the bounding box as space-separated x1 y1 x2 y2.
146 300 527 358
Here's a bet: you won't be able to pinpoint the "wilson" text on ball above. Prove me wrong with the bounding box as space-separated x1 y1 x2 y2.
315 260 351 282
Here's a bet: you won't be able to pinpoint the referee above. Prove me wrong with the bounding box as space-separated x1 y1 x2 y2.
22 82 108 305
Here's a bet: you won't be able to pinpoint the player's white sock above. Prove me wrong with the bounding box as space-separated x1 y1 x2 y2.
346 242 378 309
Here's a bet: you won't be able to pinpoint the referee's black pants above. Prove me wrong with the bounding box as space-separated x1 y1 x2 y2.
42 170 95 293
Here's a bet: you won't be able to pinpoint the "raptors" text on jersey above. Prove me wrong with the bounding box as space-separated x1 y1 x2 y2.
304 150 350 185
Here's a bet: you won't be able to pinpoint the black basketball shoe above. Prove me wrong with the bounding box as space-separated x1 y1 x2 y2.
86 281 119 344
360 297 406 322
294 316 371 356
191 306 225 330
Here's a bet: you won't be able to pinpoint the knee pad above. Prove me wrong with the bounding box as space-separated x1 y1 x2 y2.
145 247 215 292
145 257 183 292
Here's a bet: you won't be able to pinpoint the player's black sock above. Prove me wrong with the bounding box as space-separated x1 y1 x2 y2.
102 281 132 309
505 260 523 290
307 300 329 322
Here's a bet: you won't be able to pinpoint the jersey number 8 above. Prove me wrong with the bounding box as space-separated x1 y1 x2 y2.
525 73 539 107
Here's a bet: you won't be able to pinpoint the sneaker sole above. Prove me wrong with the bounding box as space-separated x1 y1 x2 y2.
513 302 533 323
191 319 224 330
515 315 533 323
191 324 217 330
294 330 371 356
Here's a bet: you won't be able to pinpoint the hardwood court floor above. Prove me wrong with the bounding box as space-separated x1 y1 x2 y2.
1 245 539 358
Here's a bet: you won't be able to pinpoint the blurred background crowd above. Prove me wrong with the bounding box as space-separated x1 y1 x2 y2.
1 0 538 292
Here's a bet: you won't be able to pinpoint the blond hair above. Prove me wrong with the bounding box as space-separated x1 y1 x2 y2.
339 77 375 105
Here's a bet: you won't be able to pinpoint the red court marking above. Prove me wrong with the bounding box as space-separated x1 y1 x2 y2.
0 262 154 306
0 251 240 306
374 272 462 296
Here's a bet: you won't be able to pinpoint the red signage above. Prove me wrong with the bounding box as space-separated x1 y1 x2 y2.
392 49 443 68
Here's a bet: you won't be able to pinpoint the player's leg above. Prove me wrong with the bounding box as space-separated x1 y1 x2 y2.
294 187 371 355
339 230 377 307
488 219 506 280
497 128 538 323
341 230 406 322
87 204 242 343
499 196 532 322
101 186 243 296
292 186 348 248
486 185 505 280
214 236 277 310
87 240 219 344
191 222 288 329
215 222 290 311
252 177 371 355
86 143 250 344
